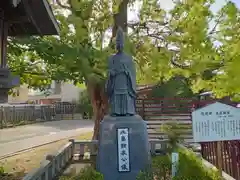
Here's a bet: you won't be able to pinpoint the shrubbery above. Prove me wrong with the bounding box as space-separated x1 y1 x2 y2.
60 166 103 180
0 166 4 175
137 149 221 180
62 150 221 180
137 122 221 180
60 122 222 180
0 166 23 180
77 90 93 119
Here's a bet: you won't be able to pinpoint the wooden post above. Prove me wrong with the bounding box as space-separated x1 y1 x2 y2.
216 141 223 177
69 139 75 158
142 99 145 119
0 106 3 128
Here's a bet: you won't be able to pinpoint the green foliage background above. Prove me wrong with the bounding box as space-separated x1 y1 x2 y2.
149 76 196 98
60 166 104 180
78 90 93 118
137 122 221 180
136 149 221 180
8 0 240 100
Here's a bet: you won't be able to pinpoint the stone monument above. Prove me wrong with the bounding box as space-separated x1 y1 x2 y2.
97 27 151 180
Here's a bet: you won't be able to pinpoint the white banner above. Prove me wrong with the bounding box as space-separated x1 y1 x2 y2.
117 128 130 172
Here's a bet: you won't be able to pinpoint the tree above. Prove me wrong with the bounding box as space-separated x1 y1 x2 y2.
129 0 240 100
8 39 52 90
9 0 240 139
149 76 195 99
11 0 120 139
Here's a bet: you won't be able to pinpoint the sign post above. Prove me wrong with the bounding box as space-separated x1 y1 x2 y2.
191 102 240 176
171 152 179 178
216 142 223 175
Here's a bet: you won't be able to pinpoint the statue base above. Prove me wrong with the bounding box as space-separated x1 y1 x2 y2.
97 115 151 180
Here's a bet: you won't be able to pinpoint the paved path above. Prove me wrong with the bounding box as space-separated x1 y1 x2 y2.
0 120 94 158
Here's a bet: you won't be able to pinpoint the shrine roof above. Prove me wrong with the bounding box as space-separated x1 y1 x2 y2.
1 0 59 36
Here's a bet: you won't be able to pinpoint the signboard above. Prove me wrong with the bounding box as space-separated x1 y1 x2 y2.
192 102 240 142
171 152 179 177
117 128 130 172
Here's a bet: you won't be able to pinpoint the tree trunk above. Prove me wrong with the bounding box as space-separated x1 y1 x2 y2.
110 0 129 45
87 83 108 140
112 0 128 35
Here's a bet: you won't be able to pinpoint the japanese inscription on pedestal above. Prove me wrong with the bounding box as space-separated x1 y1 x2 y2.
117 128 130 172
192 102 240 142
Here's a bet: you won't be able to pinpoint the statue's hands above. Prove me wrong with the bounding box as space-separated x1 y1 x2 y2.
110 69 124 75
109 70 116 75
115 69 125 74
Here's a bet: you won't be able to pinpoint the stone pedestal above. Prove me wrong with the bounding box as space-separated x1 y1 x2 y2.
97 115 151 180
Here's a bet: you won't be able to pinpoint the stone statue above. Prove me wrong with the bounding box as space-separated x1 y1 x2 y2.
98 28 151 180
106 27 137 116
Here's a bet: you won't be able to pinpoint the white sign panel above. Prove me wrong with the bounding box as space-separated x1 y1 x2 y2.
117 128 130 172
192 102 240 142
171 152 179 177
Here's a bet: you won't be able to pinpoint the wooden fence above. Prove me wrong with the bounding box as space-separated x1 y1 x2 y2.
136 98 194 143
201 141 240 179
0 104 82 128
22 139 235 180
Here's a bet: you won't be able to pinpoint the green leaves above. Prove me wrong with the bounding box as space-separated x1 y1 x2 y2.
134 0 240 100
7 0 240 100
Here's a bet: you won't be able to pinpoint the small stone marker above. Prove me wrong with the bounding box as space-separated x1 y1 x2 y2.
171 152 179 177
117 128 130 172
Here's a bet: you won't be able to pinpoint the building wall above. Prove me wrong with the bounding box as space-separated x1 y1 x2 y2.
28 94 61 104
60 82 83 102
8 81 83 104
8 84 29 103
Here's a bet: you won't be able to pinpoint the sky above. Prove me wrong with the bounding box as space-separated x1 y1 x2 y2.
128 0 240 22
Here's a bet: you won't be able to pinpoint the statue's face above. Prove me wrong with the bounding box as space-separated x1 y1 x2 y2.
116 41 123 52
116 35 124 52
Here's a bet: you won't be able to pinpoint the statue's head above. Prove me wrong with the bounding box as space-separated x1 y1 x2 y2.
116 27 124 53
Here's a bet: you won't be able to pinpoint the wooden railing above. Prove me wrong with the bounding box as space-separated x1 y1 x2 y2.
22 140 98 180
22 139 235 180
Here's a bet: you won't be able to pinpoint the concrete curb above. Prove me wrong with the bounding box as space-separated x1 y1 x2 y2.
0 131 93 160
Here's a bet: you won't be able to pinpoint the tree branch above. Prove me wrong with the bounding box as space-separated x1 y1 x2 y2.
55 0 71 10
170 56 190 69
208 11 224 35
